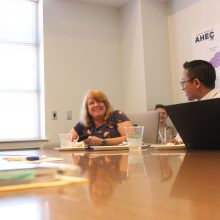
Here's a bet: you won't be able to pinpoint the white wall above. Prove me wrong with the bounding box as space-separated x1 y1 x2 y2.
44 0 172 142
168 0 201 14
141 0 172 109
121 0 147 113
168 0 220 103
120 0 172 113
43 0 123 142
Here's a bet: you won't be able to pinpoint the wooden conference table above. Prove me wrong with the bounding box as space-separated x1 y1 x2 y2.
0 147 220 220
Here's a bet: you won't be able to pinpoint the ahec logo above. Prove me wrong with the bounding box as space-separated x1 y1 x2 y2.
195 30 214 43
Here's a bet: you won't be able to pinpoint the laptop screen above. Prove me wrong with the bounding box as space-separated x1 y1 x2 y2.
165 98 220 149
127 111 159 144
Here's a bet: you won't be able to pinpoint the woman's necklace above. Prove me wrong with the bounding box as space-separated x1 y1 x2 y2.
159 126 167 143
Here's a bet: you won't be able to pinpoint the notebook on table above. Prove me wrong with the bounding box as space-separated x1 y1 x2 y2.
165 98 220 149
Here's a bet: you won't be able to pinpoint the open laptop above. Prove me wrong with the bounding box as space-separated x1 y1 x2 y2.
165 98 220 149
126 111 159 144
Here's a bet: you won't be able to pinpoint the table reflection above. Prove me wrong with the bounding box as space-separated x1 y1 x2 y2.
72 153 128 207
0 198 48 220
127 151 147 178
144 152 184 182
171 151 220 219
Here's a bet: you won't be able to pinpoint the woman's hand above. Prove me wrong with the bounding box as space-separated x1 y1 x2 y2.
83 136 103 146
70 128 79 142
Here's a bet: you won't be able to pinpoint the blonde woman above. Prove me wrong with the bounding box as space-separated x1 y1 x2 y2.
71 89 133 146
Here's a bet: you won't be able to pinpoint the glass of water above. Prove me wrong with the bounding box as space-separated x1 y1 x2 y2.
124 126 144 151
59 133 72 147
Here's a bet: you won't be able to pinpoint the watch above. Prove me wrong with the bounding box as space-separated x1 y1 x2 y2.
102 138 108 146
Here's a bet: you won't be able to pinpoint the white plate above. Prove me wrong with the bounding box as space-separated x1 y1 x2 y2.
55 144 150 152
150 144 186 150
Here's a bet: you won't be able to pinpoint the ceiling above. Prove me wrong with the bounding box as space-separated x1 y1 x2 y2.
75 0 171 8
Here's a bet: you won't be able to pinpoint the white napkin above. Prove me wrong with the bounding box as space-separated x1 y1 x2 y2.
70 141 85 148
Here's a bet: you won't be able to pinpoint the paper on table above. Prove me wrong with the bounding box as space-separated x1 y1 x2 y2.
24 157 64 164
56 145 128 151
0 175 88 192
2 156 64 164
55 141 85 150
0 161 58 186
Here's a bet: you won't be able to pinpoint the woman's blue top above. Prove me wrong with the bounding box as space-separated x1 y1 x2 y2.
74 110 129 139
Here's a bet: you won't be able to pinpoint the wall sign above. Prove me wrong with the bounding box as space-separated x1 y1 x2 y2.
192 24 220 91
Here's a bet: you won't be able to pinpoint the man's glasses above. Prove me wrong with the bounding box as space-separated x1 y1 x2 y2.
180 78 195 87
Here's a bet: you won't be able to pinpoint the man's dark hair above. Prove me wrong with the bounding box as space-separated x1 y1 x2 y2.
183 60 216 89
155 104 165 110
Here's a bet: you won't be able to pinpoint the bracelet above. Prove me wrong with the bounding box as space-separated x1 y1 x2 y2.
102 138 108 146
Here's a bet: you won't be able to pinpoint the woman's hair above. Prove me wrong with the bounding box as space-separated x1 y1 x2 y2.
80 89 113 127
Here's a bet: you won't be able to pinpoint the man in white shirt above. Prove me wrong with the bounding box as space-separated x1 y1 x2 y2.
180 60 220 101
175 60 220 143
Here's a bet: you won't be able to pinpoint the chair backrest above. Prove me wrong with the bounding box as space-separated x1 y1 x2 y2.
127 111 159 144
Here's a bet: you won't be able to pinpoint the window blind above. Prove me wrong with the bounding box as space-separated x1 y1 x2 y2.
0 0 41 140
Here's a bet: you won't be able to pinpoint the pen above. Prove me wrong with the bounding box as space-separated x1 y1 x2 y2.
3 155 47 162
